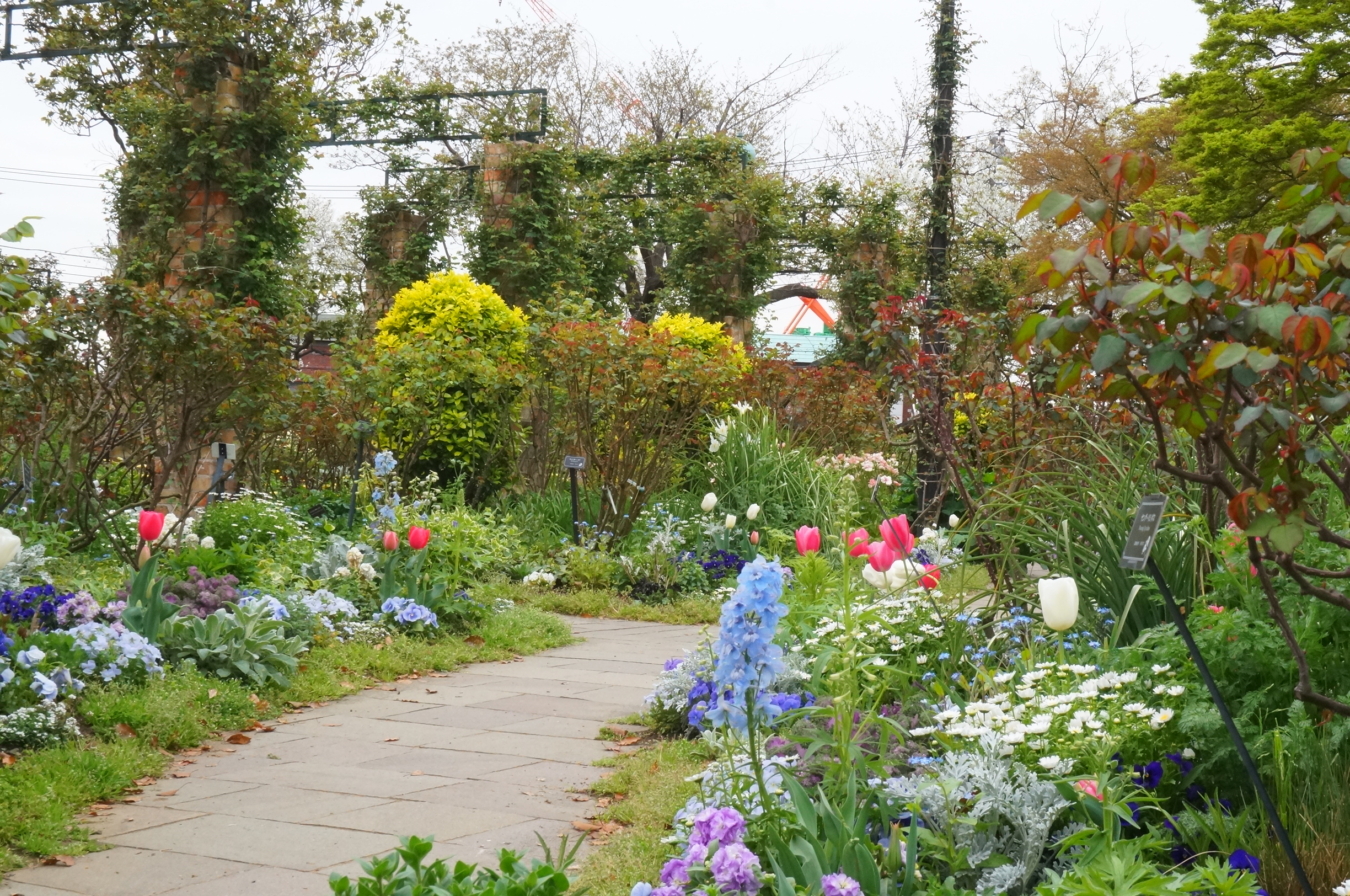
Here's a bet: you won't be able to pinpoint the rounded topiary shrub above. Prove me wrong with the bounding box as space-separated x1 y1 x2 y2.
363 272 528 501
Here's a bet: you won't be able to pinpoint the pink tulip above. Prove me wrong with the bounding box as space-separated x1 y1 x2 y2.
867 541 897 572
920 564 941 589
408 526 431 551
1208 604 1225 613
794 526 821 555
1074 779 1102 800
382 530 399 551
879 515 915 557
138 510 165 542
845 528 871 557
749 531 760 546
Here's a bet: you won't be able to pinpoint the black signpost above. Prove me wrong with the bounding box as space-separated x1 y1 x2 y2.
1122 496 1313 896
563 455 586 545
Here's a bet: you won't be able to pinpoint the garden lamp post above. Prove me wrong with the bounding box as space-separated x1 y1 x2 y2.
347 421 374 530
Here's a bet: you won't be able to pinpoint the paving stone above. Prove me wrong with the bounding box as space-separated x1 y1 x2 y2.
6 848 252 896
80 805 204 839
355 746 534 779
408 779 587 822
468 693 634 722
314 799 530 840
155 866 331 895
493 714 610 740
210 761 454 797
478 759 607 789
447 731 611 764
106 814 395 872
394 704 540 730
278 713 485 746
171 783 389 824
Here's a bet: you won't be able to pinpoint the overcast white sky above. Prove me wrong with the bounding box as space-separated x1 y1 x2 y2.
0 0 1207 284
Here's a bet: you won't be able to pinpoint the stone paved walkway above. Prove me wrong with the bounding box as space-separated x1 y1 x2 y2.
5 617 705 896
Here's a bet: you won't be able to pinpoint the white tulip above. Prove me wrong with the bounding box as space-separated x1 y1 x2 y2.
200 536 216 550
860 565 888 589
1038 576 1080 632
949 514 960 528
746 503 761 521
725 514 737 529
0 528 20 568
701 492 718 513
885 559 923 591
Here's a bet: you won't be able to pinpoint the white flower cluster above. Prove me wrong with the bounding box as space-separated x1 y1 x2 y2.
0 703 80 750
911 663 1182 754
803 592 926 655
1332 879 1350 896
523 570 557 588
69 622 163 682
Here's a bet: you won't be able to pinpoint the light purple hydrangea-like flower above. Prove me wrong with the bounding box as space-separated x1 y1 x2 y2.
709 843 761 894
690 807 746 847
650 887 684 896
821 873 862 896
661 857 692 887
686 843 709 864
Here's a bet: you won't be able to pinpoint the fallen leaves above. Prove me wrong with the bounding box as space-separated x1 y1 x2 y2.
171 772 191 779
41 855 75 866
425 689 438 694
207 688 218 699
158 789 179 797
615 736 641 746
226 733 251 745
0 752 14 767
114 723 137 739
134 776 156 787
339 681 355 689
464 635 485 647
383 737 400 743
410 770 424 776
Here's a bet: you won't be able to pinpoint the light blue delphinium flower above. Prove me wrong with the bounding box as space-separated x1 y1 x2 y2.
705 557 787 732
31 671 58 701
373 451 397 477
16 646 45 669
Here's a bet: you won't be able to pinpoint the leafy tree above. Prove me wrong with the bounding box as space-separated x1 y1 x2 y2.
1163 0 1350 231
1016 145 1350 717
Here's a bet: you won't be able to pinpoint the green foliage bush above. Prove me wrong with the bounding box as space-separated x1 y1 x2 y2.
357 272 528 500
196 493 303 550
160 600 306 688
329 835 580 896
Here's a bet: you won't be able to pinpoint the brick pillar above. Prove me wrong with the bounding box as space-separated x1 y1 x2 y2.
363 206 427 318
157 431 237 512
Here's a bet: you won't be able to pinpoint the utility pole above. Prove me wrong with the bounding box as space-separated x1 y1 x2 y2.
914 0 961 525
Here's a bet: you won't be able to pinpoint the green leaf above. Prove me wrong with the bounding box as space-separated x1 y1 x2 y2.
1302 203 1337 236
1164 282 1195 304
1269 522 1304 553
1245 513 1278 538
1050 246 1088 274
1082 255 1110 282
1146 346 1183 374
1120 282 1163 308
1177 229 1211 258
1233 403 1265 432
1038 192 1076 222
1245 350 1280 372
1319 391 1350 414
1213 343 1249 370
1091 333 1128 371
1255 304 1295 339
1079 198 1108 223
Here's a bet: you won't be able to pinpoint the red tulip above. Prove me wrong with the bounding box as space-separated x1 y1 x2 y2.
138 510 165 542
794 525 821 555
408 526 431 550
879 515 915 557
845 528 871 557
920 564 941 589
867 541 897 572
749 531 760 546
382 530 399 551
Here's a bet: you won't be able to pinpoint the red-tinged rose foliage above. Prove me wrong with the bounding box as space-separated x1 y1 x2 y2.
740 350 889 454
1015 145 1350 716
541 318 744 539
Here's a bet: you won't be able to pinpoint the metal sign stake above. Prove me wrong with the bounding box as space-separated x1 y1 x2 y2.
563 455 586 545
1122 495 1313 896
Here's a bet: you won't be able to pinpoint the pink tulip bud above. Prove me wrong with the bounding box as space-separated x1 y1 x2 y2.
1074 779 1102 800
867 541 897 572
845 528 871 557
138 510 165 543
880 515 915 557
383 530 399 551
408 526 431 551
920 564 941 589
794 525 820 555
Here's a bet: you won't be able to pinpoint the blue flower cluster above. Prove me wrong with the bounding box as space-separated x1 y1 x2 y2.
380 597 438 628
238 593 290 621
0 585 77 632
68 622 163 682
372 451 398 478
705 558 787 732
699 550 746 582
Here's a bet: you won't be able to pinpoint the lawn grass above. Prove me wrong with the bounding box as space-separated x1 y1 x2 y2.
0 606 573 872
576 739 711 896
481 582 721 626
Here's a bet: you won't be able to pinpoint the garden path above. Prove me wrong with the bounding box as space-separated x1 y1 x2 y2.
4 616 706 896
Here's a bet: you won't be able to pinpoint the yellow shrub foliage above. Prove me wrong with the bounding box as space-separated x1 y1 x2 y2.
376 271 527 358
651 312 748 371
